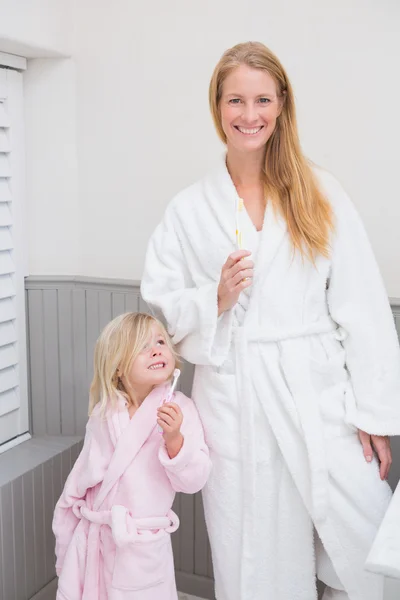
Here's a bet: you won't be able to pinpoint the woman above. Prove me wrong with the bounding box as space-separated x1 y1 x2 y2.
141 42 400 600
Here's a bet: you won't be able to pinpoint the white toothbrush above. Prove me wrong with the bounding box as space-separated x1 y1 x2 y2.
158 368 181 433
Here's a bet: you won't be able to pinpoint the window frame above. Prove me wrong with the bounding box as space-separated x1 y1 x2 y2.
0 54 30 453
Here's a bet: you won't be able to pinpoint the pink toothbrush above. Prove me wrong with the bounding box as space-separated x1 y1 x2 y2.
158 368 181 433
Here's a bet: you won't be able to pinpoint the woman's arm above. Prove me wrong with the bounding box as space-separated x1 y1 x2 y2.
141 202 236 366
325 174 400 436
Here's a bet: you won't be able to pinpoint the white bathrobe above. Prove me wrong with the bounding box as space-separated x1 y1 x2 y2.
141 157 400 600
366 481 400 579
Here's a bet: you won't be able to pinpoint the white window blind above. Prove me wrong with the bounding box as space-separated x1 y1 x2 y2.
0 65 29 451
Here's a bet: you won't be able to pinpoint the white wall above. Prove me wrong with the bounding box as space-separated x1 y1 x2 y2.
12 0 400 295
70 0 400 295
0 0 72 57
24 59 80 275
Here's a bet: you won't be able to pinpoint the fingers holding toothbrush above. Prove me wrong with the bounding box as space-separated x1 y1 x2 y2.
157 402 183 432
224 249 252 269
218 250 254 316
157 403 184 459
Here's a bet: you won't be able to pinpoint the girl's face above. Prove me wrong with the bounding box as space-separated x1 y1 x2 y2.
123 323 175 395
219 64 283 156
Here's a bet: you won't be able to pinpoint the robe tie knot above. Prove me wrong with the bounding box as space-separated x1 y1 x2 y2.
72 501 180 547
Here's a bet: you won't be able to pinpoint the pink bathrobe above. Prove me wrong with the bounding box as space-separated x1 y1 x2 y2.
53 385 211 600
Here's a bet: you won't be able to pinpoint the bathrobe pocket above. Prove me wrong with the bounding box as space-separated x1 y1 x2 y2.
111 532 170 591
309 334 357 435
309 334 347 388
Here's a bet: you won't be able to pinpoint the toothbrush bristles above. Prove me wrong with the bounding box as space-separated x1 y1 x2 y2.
168 368 181 397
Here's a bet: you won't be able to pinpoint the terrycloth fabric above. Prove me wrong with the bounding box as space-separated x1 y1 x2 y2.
366 482 400 579
53 386 211 600
141 156 400 600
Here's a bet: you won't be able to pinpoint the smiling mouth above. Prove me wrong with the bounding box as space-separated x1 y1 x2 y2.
148 362 166 370
234 126 264 135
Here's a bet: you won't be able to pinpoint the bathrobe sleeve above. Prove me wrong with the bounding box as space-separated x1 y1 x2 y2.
158 392 212 493
325 174 400 435
52 412 112 575
141 202 235 366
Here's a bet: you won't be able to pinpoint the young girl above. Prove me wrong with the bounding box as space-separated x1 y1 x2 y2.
53 312 211 600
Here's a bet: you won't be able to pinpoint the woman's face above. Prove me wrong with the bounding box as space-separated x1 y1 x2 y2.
219 64 283 156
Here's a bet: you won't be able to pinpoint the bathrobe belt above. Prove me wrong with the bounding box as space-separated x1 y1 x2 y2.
234 317 342 598
72 500 180 547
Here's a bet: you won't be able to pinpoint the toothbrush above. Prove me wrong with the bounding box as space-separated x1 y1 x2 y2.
158 368 181 433
235 197 244 250
235 196 252 283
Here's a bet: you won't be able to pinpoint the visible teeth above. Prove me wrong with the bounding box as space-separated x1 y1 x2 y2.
149 363 164 370
237 126 262 135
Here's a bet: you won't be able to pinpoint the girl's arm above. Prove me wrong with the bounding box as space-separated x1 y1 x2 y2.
52 414 111 575
158 392 212 494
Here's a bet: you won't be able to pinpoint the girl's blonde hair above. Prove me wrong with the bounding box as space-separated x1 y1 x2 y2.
209 41 334 260
88 312 179 415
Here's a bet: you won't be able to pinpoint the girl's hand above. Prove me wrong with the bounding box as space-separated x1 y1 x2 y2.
358 430 392 480
157 402 184 459
217 250 254 316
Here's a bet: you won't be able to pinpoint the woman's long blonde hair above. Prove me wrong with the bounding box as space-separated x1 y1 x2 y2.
209 41 333 259
88 312 179 415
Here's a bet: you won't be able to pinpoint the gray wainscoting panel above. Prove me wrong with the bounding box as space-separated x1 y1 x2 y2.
392 301 400 336
390 301 400 490
30 578 58 600
23 277 400 600
26 278 142 437
0 436 82 600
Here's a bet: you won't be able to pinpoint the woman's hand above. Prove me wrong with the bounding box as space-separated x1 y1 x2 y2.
358 430 392 480
157 402 184 459
218 250 254 316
